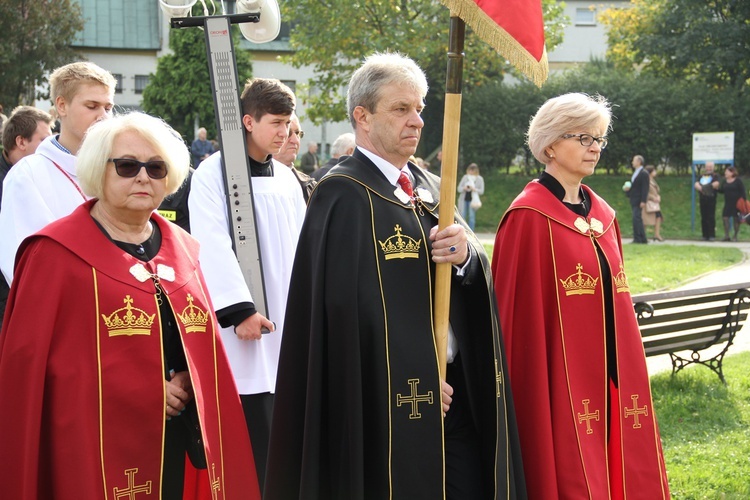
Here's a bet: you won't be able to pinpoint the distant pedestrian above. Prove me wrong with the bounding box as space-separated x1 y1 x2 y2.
311 132 355 181
457 163 484 230
624 155 649 243
642 165 664 242
190 127 214 167
694 161 720 241
719 166 745 241
299 141 319 174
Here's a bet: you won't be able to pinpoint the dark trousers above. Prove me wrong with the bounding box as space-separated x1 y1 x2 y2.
241 392 274 495
631 204 648 243
445 355 483 499
699 195 717 239
162 416 188 500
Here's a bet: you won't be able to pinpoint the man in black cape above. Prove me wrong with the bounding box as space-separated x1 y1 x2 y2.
265 52 526 500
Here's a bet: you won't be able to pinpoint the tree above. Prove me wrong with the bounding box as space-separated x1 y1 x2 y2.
0 0 84 108
141 21 253 142
600 0 750 93
280 0 566 156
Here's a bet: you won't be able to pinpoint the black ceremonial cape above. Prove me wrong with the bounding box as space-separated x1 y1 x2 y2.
265 149 525 499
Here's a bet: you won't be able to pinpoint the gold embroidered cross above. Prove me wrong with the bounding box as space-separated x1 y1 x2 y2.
577 399 600 435
624 394 649 429
396 378 433 419
495 359 503 397
113 468 151 499
210 463 222 500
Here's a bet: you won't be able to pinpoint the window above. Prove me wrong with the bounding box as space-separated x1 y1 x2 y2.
113 74 123 94
134 75 150 94
281 80 296 94
575 7 596 26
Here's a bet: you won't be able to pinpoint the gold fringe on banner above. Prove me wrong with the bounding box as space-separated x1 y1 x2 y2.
438 0 549 87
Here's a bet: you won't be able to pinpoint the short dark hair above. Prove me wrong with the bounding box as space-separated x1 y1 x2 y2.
2 106 53 152
240 78 295 121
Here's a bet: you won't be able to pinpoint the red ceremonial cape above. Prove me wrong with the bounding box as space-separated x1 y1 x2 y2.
0 200 259 499
492 181 670 498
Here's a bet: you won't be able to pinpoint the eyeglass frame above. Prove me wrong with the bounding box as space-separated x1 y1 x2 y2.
108 158 169 179
560 133 608 150
290 129 305 139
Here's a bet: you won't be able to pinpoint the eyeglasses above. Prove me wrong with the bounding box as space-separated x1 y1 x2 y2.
290 129 305 138
108 158 168 179
561 133 608 150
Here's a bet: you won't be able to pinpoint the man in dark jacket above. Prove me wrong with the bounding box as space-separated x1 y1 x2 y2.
625 154 649 243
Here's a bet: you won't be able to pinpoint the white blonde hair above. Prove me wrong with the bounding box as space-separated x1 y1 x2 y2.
527 93 612 164
77 112 190 199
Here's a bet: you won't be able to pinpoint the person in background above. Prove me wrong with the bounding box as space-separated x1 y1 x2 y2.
0 106 54 322
643 165 664 242
276 113 316 202
0 61 116 286
492 93 670 498
0 112 258 499
299 140 319 174
694 161 721 241
310 131 355 181
189 78 306 492
457 162 484 231
719 166 746 242
624 154 649 244
190 127 214 167
265 52 525 500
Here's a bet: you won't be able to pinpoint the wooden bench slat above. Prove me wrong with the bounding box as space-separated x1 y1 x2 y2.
638 306 744 325
639 313 747 337
646 292 748 310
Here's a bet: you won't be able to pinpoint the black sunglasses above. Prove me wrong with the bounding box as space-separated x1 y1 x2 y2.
108 158 168 179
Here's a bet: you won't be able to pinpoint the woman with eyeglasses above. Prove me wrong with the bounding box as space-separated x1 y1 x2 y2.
491 93 670 498
0 112 260 499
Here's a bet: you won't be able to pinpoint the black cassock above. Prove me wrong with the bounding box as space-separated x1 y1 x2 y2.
265 149 526 499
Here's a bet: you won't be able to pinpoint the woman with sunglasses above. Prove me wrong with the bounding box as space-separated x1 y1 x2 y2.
0 112 259 499
491 93 670 498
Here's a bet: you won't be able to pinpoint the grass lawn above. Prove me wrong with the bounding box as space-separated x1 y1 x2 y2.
653 352 750 498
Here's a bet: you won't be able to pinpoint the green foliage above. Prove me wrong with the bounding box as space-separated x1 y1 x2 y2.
601 0 750 94
141 17 253 142
279 0 567 155
651 352 750 497
0 0 84 107
459 62 750 176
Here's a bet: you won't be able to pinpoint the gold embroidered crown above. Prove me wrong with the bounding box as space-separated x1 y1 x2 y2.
378 224 421 260
102 295 155 336
614 263 630 293
559 263 599 296
177 294 209 333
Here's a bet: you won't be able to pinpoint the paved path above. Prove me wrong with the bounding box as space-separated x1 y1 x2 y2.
476 234 750 376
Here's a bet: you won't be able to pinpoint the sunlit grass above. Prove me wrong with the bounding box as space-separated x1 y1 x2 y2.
652 352 750 498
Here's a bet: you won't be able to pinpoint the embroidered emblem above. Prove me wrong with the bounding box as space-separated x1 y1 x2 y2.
495 359 504 397
590 217 604 234
577 399 600 435
574 217 590 234
624 394 649 429
614 263 630 293
178 294 209 333
102 295 155 337
559 263 599 296
113 468 152 499
378 224 421 260
415 187 433 203
210 463 222 498
396 378 434 419
394 186 412 204
573 217 604 235
129 263 175 283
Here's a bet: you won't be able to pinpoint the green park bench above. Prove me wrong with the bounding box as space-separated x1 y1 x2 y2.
632 282 750 384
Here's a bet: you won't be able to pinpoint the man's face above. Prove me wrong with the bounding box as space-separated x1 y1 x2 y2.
244 112 291 162
24 120 53 154
356 82 424 167
57 82 114 147
631 156 641 168
276 117 302 166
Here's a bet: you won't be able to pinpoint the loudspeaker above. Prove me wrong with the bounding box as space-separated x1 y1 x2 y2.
236 0 281 44
159 0 197 19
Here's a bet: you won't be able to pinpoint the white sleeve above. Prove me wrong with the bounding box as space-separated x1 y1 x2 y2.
0 164 58 284
188 155 253 311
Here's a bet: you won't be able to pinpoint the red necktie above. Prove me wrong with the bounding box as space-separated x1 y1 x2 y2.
398 171 414 197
